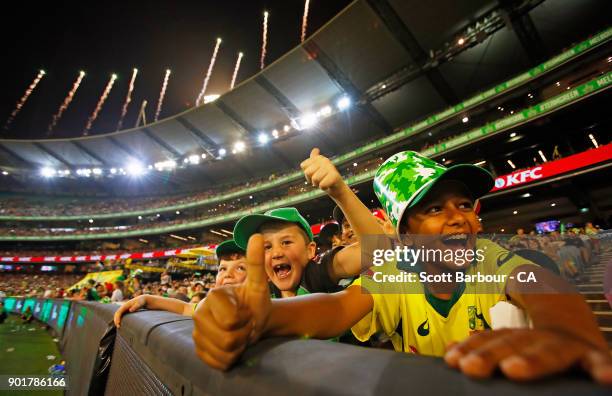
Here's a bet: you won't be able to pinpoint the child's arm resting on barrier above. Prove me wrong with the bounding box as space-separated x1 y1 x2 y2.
114 295 194 327
445 264 612 384
192 234 373 370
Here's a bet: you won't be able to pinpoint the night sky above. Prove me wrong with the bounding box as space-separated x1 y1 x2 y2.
2 0 352 140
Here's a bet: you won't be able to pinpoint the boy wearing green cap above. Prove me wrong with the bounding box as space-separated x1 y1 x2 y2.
232 148 386 298
114 240 246 327
192 150 612 384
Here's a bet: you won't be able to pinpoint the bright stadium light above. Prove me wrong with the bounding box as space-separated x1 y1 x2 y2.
183 157 189 163
88 219 94 223
2 171 9 175
258 133 269 144
188 155 200 165
234 141 246 152
272 129 279 138
319 105 332 117
92 168 102 175
201 153 207 159
203 94 220 104
461 116 469 123
337 96 351 111
218 148 226 157
457 37 465 45
299 113 318 129
126 161 145 176
40 167 56 178
283 125 291 132
110 168 117 174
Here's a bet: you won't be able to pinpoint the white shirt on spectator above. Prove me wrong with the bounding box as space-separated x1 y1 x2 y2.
111 289 124 302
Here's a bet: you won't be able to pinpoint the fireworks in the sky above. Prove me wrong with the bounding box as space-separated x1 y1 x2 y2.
196 38 222 106
261 11 269 70
301 0 311 43
4 70 46 130
155 69 171 122
47 70 85 134
230 52 244 90
116 68 139 130
83 73 118 135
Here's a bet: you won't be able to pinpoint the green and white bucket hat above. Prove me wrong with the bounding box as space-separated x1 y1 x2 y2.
373 151 494 235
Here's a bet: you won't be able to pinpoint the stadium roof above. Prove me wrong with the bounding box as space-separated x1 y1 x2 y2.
1 0 609 195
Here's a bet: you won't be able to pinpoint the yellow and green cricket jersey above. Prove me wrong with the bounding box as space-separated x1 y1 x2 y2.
351 238 537 356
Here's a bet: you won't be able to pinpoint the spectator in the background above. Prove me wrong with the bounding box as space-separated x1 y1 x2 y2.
111 281 125 303
160 271 171 286
175 286 190 303
190 292 207 304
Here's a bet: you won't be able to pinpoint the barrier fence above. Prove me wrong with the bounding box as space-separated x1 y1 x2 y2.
0 297 606 395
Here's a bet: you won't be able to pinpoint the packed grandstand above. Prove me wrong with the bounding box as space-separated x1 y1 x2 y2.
1 0 611 395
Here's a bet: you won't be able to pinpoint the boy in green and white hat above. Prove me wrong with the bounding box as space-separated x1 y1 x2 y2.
192 150 612 384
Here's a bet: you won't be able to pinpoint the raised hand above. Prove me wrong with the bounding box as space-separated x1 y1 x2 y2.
192 234 271 370
300 148 347 199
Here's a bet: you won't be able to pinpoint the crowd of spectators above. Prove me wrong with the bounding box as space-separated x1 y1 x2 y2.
0 169 287 218
497 225 603 282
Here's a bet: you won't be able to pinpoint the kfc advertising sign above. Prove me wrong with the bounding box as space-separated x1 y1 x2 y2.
491 144 611 192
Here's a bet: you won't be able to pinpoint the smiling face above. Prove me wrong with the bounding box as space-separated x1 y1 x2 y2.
260 222 316 294
215 254 247 287
401 180 481 271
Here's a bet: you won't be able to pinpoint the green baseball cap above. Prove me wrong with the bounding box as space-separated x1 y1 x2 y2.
373 151 493 234
233 207 313 249
215 239 244 258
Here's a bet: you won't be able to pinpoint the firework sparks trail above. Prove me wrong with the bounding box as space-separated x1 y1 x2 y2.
196 38 222 106
48 71 85 134
84 74 117 135
4 70 46 130
301 0 311 43
155 69 171 122
230 52 244 90
260 11 269 70
116 68 139 130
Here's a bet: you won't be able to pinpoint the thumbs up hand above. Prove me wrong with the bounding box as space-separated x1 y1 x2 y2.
192 234 271 370
300 148 348 200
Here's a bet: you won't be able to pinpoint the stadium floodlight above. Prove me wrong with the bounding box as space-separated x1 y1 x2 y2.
40 167 56 178
283 125 291 132
513 210 518 215
319 105 332 117
218 148 226 157
272 129 279 138
138 215 143 220
298 113 318 129
550 203 556 207
258 133 269 144
234 141 246 152
1 171 8 175
462 116 469 123
89 219 94 223
176 210 181 215
203 94 220 104
457 37 465 45
92 168 102 175
110 168 117 174
336 96 351 111
201 153 207 159
188 155 200 165
507 159 516 169
126 161 145 176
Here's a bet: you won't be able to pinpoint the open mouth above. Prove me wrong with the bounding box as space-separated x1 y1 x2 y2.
273 263 292 280
440 234 469 247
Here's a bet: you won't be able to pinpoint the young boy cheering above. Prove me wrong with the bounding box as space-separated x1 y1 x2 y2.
192 150 612 384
